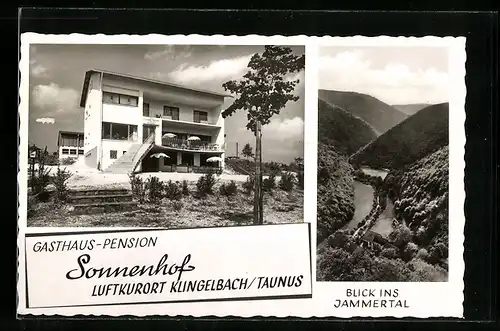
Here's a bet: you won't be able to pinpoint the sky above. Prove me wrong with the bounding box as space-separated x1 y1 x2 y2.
318 46 449 105
28 44 305 163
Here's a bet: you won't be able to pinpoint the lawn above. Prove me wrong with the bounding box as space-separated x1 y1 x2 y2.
27 184 304 228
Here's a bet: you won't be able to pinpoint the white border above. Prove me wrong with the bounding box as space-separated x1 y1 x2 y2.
18 33 466 317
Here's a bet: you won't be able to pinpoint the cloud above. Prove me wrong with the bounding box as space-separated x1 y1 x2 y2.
262 116 304 139
319 50 449 104
31 64 48 77
36 117 55 124
144 45 192 60
167 54 253 85
232 116 304 163
31 83 79 114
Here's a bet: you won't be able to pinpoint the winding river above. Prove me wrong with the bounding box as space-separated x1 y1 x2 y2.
343 167 394 237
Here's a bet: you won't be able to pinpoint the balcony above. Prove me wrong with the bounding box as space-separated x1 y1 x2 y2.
161 137 222 152
142 110 220 127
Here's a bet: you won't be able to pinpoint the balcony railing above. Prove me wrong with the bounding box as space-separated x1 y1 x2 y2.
143 110 217 125
162 137 221 152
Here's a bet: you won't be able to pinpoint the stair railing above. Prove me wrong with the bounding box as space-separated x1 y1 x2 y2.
130 132 156 174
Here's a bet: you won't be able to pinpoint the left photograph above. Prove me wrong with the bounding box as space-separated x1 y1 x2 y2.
25 43 305 228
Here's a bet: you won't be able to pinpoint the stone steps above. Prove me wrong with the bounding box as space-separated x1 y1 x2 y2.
71 201 137 215
69 193 133 205
68 188 130 197
67 188 137 215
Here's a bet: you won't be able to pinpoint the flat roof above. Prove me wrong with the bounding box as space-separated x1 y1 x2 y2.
79 69 232 107
58 130 83 136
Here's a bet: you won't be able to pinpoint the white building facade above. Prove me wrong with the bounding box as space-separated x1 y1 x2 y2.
80 69 228 173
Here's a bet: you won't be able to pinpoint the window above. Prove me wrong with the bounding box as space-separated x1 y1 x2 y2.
60 133 83 147
110 150 118 159
163 106 180 120
143 103 150 117
103 92 138 107
69 149 77 155
62 149 69 155
78 149 84 155
193 110 208 123
123 151 127 155
102 122 138 140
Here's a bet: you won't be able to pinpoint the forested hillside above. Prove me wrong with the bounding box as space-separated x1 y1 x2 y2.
318 89 408 134
318 98 378 155
317 145 355 242
350 103 449 169
317 147 449 282
385 145 449 261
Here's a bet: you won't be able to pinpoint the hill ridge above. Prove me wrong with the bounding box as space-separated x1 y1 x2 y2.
350 102 449 169
318 98 378 156
318 89 408 134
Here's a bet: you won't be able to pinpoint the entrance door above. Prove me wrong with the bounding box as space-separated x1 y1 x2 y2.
143 125 156 142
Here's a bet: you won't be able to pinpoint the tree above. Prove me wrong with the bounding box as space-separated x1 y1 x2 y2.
222 45 305 224
241 143 254 159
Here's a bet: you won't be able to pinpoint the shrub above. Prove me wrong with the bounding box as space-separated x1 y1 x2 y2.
52 166 72 202
61 157 77 165
415 248 430 261
268 162 282 177
279 172 295 191
196 172 217 196
145 176 163 204
263 174 276 192
219 180 238 196
27 194 37 218
29 149 52 198
164 180 182 200
129 174 146 202
242 175 254 194
171 200 183 212
181 180 190 196
380 247 399 259
402 242 419 261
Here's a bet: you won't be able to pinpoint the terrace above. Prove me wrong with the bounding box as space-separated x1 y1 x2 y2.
161 137 221 152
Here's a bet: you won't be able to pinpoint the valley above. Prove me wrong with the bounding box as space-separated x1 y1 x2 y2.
317 90 449 282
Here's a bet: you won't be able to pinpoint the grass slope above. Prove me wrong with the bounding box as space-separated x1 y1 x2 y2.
318 89 408 134
392 103 433 116
318 98 378 156
350 103 449 169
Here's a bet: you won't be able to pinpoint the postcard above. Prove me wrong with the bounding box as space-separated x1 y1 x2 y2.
17 33 465 318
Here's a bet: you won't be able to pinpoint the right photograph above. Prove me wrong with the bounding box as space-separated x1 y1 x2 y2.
316 45 449 282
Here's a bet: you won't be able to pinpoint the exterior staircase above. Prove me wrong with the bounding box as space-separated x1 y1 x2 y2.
67 188 137 215
103 133 156 174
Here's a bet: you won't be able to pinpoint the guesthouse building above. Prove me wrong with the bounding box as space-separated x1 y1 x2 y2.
79 69 229 174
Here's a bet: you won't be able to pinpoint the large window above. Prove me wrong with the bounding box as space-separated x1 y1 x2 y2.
102 122 138 140
60 133 83 147
193 110 208 123
143 103 150 117
103 92 138 107
163 106 180 120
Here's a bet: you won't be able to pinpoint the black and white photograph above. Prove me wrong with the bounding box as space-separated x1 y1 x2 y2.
26 43 305 228
316 45 450 282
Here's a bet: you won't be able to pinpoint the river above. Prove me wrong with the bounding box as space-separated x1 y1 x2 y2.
343 168 394 237
343 180 374 230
